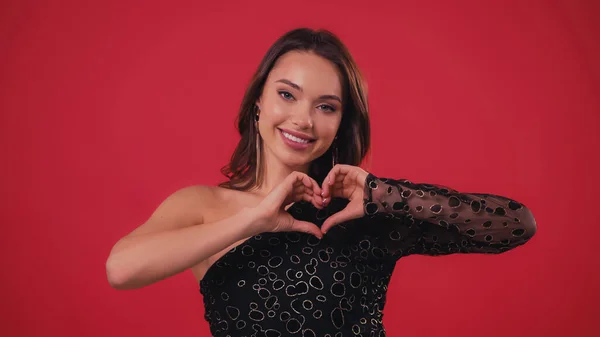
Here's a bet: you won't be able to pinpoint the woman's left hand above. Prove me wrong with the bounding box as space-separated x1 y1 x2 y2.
320 164 369 234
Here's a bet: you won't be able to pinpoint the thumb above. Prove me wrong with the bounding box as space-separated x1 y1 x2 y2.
289 220 323 240
262 172 307 209
321 207 362 234
261 180 292 210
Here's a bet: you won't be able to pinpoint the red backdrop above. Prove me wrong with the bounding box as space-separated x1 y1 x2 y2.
2 0 599 336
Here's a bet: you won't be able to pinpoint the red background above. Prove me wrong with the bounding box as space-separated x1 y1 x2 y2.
2 0 599 336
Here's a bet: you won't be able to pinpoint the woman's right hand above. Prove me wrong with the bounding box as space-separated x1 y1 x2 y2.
250 171 324 239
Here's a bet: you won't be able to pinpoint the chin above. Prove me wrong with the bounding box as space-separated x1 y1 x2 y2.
279 152 313 168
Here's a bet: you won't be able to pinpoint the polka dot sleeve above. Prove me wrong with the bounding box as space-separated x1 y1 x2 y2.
362 173 537 256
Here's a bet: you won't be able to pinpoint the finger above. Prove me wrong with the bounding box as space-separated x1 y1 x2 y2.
320 209 349 234
300 173 324 198
324 164 352 185
288 171 311 188
324 180 346 203
327 171 360 201
321 204 363 234
322 166 340 200
306 190 324 209
297 174 324 198
308 176 323 196
299 173 314 189
293 183 308 195
281 171 315 200
291 187 321 209
297 177 324 208
331 183 347 198
296 175 322 206
289 219 323 239
290 182 323 209
282 184 304 206
324 165 354 200
263 172 303 208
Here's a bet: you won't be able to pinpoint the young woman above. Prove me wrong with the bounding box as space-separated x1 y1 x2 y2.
106 28 537 337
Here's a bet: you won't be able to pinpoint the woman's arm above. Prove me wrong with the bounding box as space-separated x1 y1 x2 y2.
363 173 537 256
106 171 324 290
105 186 259 290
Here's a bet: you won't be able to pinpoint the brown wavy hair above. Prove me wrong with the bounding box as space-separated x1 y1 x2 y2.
219 27 371 190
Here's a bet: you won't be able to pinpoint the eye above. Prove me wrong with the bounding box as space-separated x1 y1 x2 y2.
318 104 336 112
278 90 294 101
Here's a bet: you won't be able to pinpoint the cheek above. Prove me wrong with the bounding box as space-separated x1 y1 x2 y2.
315 114 342 141
261 101 289 127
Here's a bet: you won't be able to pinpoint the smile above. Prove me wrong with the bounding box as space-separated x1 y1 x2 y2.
282 131 310 143
278 128 315 150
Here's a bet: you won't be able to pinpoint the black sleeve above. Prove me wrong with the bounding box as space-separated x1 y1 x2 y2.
363 173 537 257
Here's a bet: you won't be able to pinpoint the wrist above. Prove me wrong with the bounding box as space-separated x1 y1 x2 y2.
238 207 264 237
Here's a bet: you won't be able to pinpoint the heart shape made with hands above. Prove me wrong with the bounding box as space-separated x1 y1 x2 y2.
318 164 370 234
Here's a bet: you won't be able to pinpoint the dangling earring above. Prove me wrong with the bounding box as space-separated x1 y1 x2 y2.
254 107 261 184
331 136 338 168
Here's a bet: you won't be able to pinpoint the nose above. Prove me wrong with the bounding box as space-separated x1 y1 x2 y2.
290 106 313 129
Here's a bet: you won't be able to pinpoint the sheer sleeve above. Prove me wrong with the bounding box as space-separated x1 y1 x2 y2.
362 173 537 257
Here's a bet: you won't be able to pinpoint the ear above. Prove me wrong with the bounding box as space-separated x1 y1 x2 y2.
255 98 262 111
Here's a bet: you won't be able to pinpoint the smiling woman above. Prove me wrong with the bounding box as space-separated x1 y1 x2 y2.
218 30 370 192
105 27 537 337
253 51 345 184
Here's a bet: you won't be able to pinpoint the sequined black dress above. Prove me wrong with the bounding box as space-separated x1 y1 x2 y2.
199 173 536 337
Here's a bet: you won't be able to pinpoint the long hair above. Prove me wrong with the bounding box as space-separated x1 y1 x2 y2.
219 28 370 190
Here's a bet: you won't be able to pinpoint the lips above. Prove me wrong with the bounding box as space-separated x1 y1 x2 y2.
278 128 315 150
278 128 316 142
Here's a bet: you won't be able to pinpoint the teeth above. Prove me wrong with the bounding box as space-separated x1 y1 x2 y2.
282 131 310 144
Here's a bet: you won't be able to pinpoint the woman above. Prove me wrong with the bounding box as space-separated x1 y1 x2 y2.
106 28 537 337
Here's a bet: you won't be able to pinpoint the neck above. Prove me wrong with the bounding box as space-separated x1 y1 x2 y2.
252 148 310 197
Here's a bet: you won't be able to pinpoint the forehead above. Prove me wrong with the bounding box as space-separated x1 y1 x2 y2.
267 51 342 96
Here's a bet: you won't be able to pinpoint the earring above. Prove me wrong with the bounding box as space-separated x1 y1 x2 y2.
331 136 338 168
255 107 261 184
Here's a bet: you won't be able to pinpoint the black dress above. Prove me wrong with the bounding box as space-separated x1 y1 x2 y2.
199 173 536 337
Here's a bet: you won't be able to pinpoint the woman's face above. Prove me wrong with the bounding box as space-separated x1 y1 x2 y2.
256 51 343 170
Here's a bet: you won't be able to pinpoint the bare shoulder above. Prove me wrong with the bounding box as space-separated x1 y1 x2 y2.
127 184 226 237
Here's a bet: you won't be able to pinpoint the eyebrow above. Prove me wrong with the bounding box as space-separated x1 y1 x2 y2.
275 79 342 103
